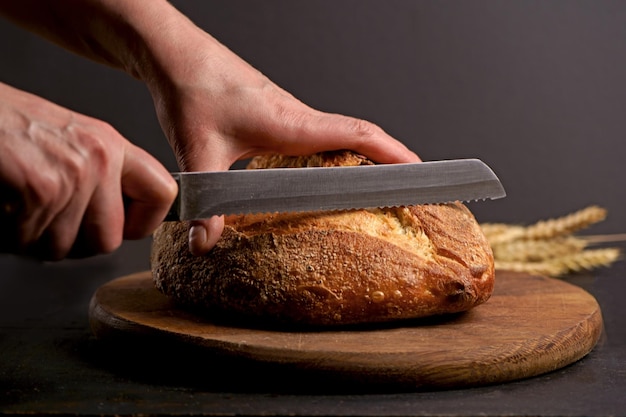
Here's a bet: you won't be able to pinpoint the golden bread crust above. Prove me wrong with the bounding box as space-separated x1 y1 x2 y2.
151 151 495 327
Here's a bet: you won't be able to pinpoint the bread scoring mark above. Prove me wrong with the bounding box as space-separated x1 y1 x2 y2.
469 263 489 279
229 206 436 260
297 284 340 300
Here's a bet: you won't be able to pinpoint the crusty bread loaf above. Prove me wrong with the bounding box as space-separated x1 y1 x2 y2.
151 151 495 327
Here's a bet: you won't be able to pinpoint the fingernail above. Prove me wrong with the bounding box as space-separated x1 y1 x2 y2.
189 225 207 251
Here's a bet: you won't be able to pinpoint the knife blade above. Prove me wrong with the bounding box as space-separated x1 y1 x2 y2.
164 158 505 221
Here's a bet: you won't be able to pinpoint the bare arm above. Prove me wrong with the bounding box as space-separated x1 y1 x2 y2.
0 0 420 257
0 0 187 74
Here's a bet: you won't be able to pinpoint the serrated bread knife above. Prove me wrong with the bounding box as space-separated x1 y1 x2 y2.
164 158 505 221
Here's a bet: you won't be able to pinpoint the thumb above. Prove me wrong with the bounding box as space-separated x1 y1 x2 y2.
188 216 225 256
180 142 233 256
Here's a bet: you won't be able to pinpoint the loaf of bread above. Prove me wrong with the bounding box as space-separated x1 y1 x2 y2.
151 151 495 327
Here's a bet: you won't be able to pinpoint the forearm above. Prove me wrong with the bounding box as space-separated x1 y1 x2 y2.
0 0 212 82
1 0 421 259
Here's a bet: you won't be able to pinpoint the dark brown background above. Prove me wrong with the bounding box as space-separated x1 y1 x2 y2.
2 0 625 231
2 2 626 415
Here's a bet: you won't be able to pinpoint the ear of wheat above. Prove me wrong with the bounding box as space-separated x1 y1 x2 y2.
481 206 621 277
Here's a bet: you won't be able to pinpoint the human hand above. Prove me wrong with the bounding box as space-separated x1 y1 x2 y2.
143 30 420 256
0 83 177 261
0 0 419 257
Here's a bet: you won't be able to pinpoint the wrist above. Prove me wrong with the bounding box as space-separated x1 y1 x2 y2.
66 0 216 86
118 3 222 88
99 1 201 81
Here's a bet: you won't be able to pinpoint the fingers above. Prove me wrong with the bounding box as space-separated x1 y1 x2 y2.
2 170 96 260
172 109 421 257
62 169 125 259
32 180 115 261
283 109 421 164
0 83 179 261
36 144 175 260
63 144 177 259
0 141 176 261
226 90 421 164
121 144 178 240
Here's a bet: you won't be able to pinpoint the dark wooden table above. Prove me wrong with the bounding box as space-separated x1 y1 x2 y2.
1 237 625 416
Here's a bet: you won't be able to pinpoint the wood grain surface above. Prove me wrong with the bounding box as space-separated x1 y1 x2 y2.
89 270 603 390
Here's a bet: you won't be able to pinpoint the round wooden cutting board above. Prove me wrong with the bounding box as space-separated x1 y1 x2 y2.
89 270 603 390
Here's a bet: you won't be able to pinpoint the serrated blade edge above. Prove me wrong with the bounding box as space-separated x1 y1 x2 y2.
165 158 505 221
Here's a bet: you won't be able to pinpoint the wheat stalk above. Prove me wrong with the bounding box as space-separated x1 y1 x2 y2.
491 236 586 263
495 248 621 277
482 206 621 277
481 224 525 245
521 206 607 240
482 206 607 244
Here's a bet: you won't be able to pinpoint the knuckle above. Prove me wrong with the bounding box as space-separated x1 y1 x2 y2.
84 218 124 256
88 219 124 256
154 177 180 206
26 169 75 217
272 101 308 131
27 174 59 207
69 227 123 258
86 131 110 166
97 232 123 255
69 119 116 173
64 153 89 184
345 117 381 141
